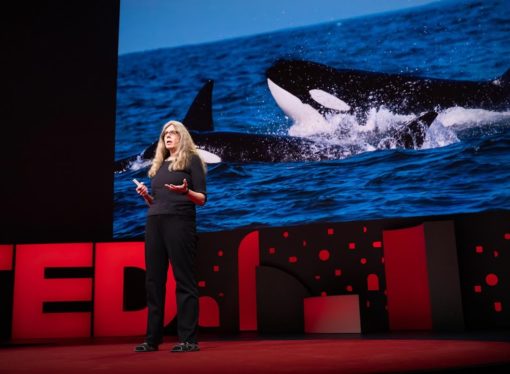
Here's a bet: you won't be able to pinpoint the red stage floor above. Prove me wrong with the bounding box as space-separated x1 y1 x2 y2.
2 334 510 373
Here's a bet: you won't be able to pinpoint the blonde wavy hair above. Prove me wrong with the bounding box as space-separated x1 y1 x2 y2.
148 120 206 178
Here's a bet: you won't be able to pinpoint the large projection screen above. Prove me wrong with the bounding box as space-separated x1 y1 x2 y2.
114 0 510 239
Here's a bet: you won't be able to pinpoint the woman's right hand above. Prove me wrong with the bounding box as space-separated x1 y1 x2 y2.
136 182 148 197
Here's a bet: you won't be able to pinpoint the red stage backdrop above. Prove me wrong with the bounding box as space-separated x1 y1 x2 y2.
1 211 509 339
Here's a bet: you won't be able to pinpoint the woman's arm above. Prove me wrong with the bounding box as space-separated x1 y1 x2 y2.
165 178 206 206
165 153 207 206
134 180 154 205
184 187 206 206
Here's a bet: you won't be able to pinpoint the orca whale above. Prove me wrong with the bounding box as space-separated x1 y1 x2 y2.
114 80 438 172
266 59 510 121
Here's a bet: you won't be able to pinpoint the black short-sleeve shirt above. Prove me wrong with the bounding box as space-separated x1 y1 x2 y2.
147 154 206 218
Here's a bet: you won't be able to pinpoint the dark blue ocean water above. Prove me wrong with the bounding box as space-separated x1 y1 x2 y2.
114 0 510 238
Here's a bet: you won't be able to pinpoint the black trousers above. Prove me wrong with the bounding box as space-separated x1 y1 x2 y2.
144 214 199 345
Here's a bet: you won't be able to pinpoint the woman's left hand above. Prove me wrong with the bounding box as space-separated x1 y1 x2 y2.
165 178 189 194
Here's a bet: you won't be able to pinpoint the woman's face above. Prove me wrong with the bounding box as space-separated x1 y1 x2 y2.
164 125 181 153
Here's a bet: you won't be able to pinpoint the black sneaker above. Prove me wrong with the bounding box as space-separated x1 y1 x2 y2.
134 342 159 352
170 342 200 352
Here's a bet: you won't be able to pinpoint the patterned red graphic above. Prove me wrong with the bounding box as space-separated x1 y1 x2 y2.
304 295 361 333
367 274 380 291
383 224 433 330
198 296 219 327
485 273 498 286
319 249 330 261
238 230 260 331
0 245 13 270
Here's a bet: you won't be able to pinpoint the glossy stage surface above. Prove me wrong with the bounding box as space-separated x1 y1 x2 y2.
2 332 510 373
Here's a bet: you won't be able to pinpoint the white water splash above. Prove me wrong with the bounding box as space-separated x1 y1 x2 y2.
287 105 510 153
422 119 459 149
128 156 152 171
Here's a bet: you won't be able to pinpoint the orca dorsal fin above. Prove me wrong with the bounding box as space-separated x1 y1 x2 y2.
182 79 214 132
500 68 510 86
394 111 437 149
